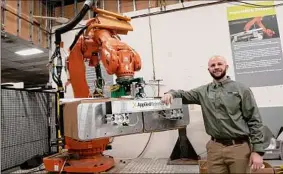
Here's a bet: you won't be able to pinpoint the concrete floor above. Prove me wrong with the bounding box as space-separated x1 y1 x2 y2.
6 158 283 173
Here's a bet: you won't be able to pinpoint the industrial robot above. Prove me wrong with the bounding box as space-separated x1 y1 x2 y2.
43 0 193 173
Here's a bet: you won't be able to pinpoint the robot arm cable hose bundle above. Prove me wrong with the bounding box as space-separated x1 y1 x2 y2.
50 0 94 91
69 26 88 51
50 1 143 98
54 0 93 45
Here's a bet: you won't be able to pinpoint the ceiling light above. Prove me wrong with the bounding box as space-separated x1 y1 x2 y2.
15 48 43 56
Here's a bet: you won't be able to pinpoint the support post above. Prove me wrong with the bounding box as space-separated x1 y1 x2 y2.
102 0 105 10
61 0 64 17
38 1 42 45
117 0 120 13
46 0 49 49
29 0 34 42
133 0 136 11
2 0 6 24
17 0 21 37
167 127 200 165
74 0 78 16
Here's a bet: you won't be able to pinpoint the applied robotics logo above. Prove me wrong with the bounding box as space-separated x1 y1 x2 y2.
133 101 165 108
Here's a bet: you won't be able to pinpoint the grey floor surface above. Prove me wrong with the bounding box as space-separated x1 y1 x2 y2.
5 158 283 173
110 158 200 173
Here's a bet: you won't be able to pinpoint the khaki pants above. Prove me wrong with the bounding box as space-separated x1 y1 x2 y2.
206 139 251 174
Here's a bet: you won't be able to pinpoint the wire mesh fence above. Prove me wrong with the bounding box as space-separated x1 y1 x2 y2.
1 88 58 171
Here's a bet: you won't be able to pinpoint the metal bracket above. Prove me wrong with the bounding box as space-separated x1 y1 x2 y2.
167 128 200 165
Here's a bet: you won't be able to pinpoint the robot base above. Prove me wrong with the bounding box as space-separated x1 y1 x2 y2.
43 152 114 173
43 137 115 173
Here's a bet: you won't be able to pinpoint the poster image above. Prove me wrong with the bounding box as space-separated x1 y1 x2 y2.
229 15 280 43
227 1 283 87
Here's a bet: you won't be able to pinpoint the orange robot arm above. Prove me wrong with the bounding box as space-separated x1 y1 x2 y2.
93 29 142 77
66 34 99 98
45 6 143 173
66 17 142 98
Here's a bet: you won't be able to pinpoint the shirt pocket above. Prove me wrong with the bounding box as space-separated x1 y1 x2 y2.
220 92 242 116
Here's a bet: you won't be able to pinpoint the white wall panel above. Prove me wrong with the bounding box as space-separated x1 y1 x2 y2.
119 17 154 83
150 3 236 95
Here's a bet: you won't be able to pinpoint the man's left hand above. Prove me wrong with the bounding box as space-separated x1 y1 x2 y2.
249 152 264 170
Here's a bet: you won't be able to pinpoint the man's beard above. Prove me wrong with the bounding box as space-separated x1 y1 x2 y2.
210 68 227 80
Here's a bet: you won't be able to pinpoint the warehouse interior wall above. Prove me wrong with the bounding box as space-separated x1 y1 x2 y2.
50 1 283 159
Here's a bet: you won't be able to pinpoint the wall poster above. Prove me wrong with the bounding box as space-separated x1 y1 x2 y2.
227 1 283 87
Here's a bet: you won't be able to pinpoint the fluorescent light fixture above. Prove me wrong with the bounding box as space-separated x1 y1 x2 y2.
15 48 43 56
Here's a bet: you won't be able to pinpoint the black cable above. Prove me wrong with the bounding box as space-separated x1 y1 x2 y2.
136 132 152 158
50 26 86 35
198 151 207 157
131 0 228 19
230 0 283 8
69 25 88 51
54 4 91 45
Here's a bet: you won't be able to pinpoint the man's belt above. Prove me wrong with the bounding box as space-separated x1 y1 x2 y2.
211 136 249 146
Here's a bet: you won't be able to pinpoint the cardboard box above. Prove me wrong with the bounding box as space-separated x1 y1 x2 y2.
198 160 276 174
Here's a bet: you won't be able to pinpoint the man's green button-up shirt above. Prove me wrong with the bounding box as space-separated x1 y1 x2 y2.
167 77 265 153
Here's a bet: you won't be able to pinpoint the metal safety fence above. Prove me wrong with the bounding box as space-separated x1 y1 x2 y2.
1 88 58 171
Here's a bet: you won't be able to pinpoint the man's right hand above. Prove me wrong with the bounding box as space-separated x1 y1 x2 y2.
161 93 173 105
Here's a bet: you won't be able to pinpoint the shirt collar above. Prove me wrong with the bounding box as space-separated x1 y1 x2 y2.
212 76 232 88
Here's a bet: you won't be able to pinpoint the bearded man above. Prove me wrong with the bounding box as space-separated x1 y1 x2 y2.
161 55 265 173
